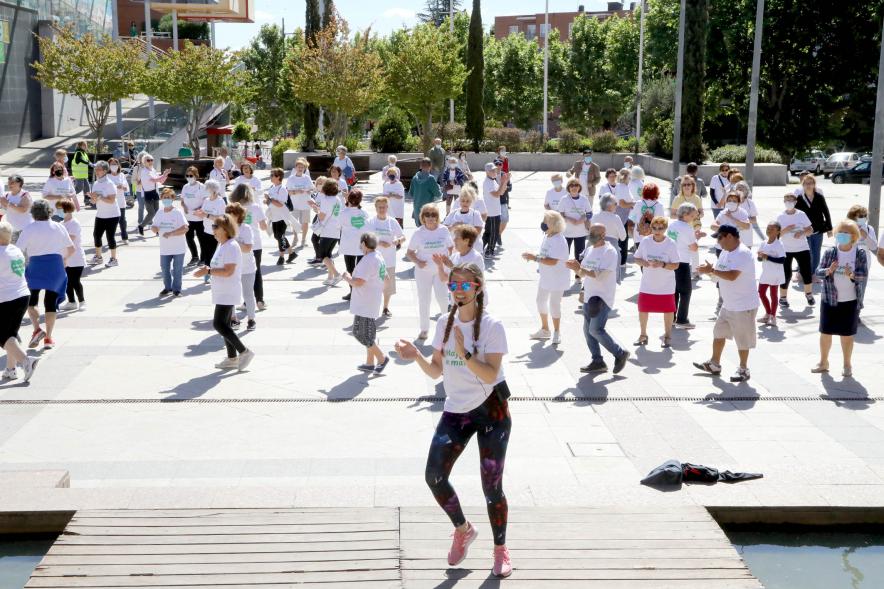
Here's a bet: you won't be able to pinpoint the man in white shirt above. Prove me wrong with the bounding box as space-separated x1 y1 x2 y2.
694 225 759 383
567 224 629 374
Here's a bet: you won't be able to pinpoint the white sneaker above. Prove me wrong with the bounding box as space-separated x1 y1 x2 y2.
215 357 239 370
21 357 39 383
757 314 769 324
60 301 78 311
551 331 562 345
322 277 333 286
77 301 86 312
767 315 777 327
105 258 119 267
1 368 17 380
329 275 343 286
530 329 551 340
88 255 102 266
237 349 255 372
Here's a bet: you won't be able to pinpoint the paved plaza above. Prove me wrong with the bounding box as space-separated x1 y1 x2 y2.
2 169 884 519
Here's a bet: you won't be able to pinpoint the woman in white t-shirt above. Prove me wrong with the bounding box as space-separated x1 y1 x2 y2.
381 167 406 228
613 168 634 265
180 165 206 266
328 165 349 199
107 158 130 244
668 203 700 329
233 162 263 202
443 186 485 254
628 165 645 202
711 193 751 251
332 145 355 188
434 225 486 284
343 233 390 373
1 174 33 241
777 192 815 308
308 179 344 286
266 167 296 265
55 199 86 312
627 183 666 244
196 179 227 269
194 214 255 372
543 173 567 212
225 202 257 331
556 178 592 280
89 161 121 268
339 190 370 302
633 216 680 347
394 263 513 579
150 188 188 297
229 183 268 310
522 211 570 345
0 220 38 381
286 157 315 248
367 196 404 317
847 204 876 310
42 162 75 209
407 204 454 340
756 221 786 326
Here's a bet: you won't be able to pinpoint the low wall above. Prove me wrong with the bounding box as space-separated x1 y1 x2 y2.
283 150 788 186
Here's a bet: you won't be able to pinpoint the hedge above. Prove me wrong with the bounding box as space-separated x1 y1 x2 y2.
707 144 785 164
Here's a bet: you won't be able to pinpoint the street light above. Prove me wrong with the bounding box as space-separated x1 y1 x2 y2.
450 1 455 125
670 0 686 197
635 0 646 154
745 0 764 188
542 0 549 138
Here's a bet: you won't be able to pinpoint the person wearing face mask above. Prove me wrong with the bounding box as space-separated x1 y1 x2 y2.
180 166 206 266
593 196 627 285
439 156 467 215
71 141 92 206
482 163 510 258
106 158 130 244
627 182 665 243
381 166 406 229
622 155 634 169
343 232 390 373
777 193 815 308
846 205 875 310
225 202 257 331
89 161 121 268
151 188 188 297
613 168 635 266
209 156 229 189
556 179 592 281
381 154 399 179
428 138 446 177
633 216 679 347
136 153 170 237
56 200 86 312
731 180 760 246
812 220 866 378
711 193 750 254
229 183 268 310
708 162 731 219
286 158 315 249
42 163 75 210
567 223 629 374
1 174 33 243
266 167 296 265
367 196 405 317
457 151 472 180
196 180 226 270
410 158 443 228
522 211 570 345
407 204 454 340
544 173 567 211
568 149 601 204
493 146 512 241
443 186 485 255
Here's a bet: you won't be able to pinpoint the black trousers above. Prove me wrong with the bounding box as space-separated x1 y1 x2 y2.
483 215 501 255
272 220 290 253
213 304 246 358
565 236 587 262
65 266 85 303
253 249 264 303
618 221 629 265
198 229 217 266
674 262 692 324
185 220 204 260
782 250 812 287
94 216 119 249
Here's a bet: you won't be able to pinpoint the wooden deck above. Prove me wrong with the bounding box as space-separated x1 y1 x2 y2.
27 507 762 588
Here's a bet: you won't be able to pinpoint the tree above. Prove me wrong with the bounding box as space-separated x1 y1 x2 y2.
465 0 484 151
322 0 335 26
680 0 708 162
418 0 463 27
143 42 251 160
286 14 385 149
302 0 322 150
32 25 146 152
483 33 544 130
241 24 303 138
383 23 467 151
157 14 209 40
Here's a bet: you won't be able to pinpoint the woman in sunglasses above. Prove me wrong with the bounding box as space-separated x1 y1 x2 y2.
407 204 454 340
633 216 680 347
395 263 513 579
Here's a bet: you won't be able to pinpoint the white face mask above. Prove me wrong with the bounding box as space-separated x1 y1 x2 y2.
726 201 739 212
857 217 868 227
553 181 562 190
784 201 796 210
187 177 196 185
448 163 457 169
109 165 119 173
500 150 507 157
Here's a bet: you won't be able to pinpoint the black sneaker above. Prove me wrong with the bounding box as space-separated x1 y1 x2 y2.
613 350 630 374
580 361 608 373
173 291 181 297
806 294 815 306
780 298 790 308
187 257 199 266
307 258 322 265
276 255 285 265
374 356 390 374
247 319 256 331
342 293 351 301
230 318 241 327
137 225 144 236
159 289 171 296
382 308 392 317
287 252 298 264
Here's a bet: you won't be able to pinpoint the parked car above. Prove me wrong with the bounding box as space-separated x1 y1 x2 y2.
789 150 826 175
860 152 873 162
831 160 884 184
823 152 860 178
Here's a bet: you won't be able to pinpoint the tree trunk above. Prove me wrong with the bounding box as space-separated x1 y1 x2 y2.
422 107 434 153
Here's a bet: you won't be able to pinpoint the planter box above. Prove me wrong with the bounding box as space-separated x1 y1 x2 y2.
161 158 216 190
634 154 787 187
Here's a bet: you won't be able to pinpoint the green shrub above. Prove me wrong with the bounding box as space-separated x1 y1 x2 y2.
616 136 646 153
707 144 785 164
590 130 618 153
523 130 545 153
646 118 674 159
371 108 411 153
435 122 466 149
485 127 523 151
403 135 422 152
544 139 560 153
271 138 299 168
232 121 251 143
557 128 583 153
578 138 593 153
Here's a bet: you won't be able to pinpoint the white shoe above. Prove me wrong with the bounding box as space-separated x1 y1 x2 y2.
322 277 333 286
329 275 343 286
1 368 17 380
551 331 562 345
417 331 428 340
60 301 78 311
88 255 102 266
215 357 239 370
237 350 255 372
21 357 39 382
77 301 86 311
530 329 551 340
767 315 777 327
757 314 769 324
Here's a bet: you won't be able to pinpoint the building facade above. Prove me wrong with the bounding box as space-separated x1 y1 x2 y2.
494 2 634 42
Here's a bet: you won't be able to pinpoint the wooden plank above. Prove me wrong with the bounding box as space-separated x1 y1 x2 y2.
401 558 748 570
74 508 394 517
47 540 399 555
401 580 763 589
402 569 755 580
26 570 403 587
401 548 741 560
55 531 399 545
399 538 734 550
27 585 401 589
69 515 397 527
400 511 715 523
63 523 399 535
39 550 400 566
32 559 401 577
400 523 726 541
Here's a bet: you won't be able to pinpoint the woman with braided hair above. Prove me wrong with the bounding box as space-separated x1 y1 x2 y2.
394 263 513 579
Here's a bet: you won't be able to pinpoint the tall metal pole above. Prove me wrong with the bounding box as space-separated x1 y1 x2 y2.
449 1 455 125
145 0 155 119
670 0 686 189
635 0 646 153
542 0 549 138
869 13 884 231
112 0 124 139
172 0 179 51
745 0 764 188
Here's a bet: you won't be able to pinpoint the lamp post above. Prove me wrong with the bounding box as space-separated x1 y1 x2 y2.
112 0 124 139
670 0 686 191
542 0 549 138
745 0 764 188
868 13 884 231
635 0 646 154
145 0 155 119
172 0 179 51
449 0 455 125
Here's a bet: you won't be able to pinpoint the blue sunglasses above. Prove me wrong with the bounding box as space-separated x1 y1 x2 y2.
448 281 479 293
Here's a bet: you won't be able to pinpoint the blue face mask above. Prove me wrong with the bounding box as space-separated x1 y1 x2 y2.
835 232 852 246
584 156 592 164
162 199 173 208
51 213 64 222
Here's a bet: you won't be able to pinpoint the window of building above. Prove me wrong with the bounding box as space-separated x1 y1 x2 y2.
539 23 550 38
568 22 574 38
526 24 536 39
508 25 519 35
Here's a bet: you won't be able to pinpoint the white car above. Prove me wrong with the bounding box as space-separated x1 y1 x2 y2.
823 152 860 178
789 150 826 175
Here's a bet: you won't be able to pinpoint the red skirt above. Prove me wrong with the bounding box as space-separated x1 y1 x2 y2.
638 292 676 313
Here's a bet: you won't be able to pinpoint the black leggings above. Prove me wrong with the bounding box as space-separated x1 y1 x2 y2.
272 220 290 253
198 229 217 266
213 304 246 358
253 249 264 303
94 216 119 249
483 215 501 255
29 289 58 313
344 254 362 274
65 266 85 303
782 250 812 288
674 262 692 324
425 392 512 546
619 221 629 265
565 236 587 262
185 220 204 260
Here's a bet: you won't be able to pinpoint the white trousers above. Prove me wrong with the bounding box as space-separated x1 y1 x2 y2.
536 286 564 319
415 269 448 332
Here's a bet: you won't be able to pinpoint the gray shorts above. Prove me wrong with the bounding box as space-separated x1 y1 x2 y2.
292 209 311 225
353 315 377 347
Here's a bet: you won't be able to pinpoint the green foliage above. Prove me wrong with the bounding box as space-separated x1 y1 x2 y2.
232 121 252 142
157 14 209 40
641 77 675 157
485 127 522 151
589 130 619 153
271 138 300 168
417 0 463 26
707 144 784 165
616 136 646 153
465 0 485 151
557 128 584 153
647 117 674 159
679 0 708 163
483 33 544 129
371 108 411 152
404 135 422 152
523 130 545 153
544 139 560 153
302 0 322 150
241 24 303 139
32 25 146 152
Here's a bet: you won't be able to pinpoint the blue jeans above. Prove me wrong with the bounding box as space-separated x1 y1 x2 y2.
582 300 624 363
808 232 824 274
160 253 184 292
136 190 145 226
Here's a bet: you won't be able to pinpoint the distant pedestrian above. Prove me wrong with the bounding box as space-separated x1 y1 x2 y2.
151 188 188 297
522 211 570 346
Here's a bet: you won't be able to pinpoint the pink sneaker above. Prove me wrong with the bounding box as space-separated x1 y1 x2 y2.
492 545 513 577
447 522 477 566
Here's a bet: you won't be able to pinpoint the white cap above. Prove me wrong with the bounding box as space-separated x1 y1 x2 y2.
484 162 496 172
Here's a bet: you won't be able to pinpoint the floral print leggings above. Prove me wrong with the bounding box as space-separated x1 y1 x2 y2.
425 392 511 545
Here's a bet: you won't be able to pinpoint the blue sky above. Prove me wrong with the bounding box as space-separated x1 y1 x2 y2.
214 0 613 49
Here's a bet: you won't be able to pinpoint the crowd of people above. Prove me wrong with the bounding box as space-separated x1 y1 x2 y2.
0 139 880 578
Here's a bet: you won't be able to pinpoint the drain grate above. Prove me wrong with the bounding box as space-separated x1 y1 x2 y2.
0 395 878 405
